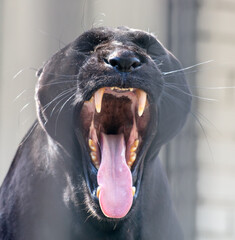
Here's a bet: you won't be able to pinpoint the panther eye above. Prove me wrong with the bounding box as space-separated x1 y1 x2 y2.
132 33 154 49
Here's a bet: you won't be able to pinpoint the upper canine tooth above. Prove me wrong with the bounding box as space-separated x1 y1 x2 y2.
94 88 105 113
136 89 147 117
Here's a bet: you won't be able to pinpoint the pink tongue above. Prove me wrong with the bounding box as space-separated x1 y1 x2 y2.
97 133 133 218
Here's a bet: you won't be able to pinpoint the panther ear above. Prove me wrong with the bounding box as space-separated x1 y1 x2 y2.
36 67 43 78
35 48 80 152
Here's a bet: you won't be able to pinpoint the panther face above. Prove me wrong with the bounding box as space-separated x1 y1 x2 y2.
36 26 191 219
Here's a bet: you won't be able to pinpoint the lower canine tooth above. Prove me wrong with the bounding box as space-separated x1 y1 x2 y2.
97 186 101 198
132 187 136 196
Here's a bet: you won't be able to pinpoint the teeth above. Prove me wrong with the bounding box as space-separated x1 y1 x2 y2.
97 186 101 198
127 139 139 168
130 152 136 162
130 139 139 152
94 163 100 169
94 88 105 113
111 87 133 91
93 88 146 116
127 152 137 168
90 151 100 169
88 139 100 168
88 139 96 152
84 96 94 104
90 152 97 163
132 187 136 196
90 151 97 159
89 96 94 103
136 89 147 117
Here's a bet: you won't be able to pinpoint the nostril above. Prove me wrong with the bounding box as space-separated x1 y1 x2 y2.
106 56 142 72
131 58 141 69
109 57 121 68
103 58 109 65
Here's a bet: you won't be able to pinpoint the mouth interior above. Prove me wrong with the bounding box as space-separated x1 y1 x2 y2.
80 87 150 218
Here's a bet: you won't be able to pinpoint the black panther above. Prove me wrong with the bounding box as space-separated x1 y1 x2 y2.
0 27 191 240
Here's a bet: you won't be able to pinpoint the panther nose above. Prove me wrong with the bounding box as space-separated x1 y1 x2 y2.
106 56 141 72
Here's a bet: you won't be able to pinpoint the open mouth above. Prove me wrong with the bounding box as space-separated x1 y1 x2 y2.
80 87 150 218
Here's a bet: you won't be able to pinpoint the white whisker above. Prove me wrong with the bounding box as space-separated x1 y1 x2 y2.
20 103 30 112
162 60 214 76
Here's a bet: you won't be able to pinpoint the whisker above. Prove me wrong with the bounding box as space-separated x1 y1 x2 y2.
50 89 76 117
42 87 77 113
81 0 87 32
40 71 79 78
38 64 97 79
161 91 187 111
161 90 214 161
156 81 235 91
194 110 220 134
38 29 67 48
14 90 29 102
38 80 78 88
163 83 217 102
189 111 214 161
19 122 38 147
13 68 28 80
20 103 31 113
196 86 235 90
55 93 76 135
162 60 214 76
13 67 38 80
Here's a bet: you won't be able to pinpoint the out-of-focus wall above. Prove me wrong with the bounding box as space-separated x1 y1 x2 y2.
196 0 235 239
0 0 89 184
87 0 168 43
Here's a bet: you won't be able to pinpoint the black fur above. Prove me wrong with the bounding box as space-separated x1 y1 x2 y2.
0 27 191 240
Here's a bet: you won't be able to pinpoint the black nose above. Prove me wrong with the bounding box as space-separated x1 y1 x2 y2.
106 56 141 72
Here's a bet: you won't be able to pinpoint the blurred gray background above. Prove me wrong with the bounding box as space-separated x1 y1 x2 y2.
0 0 235 239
